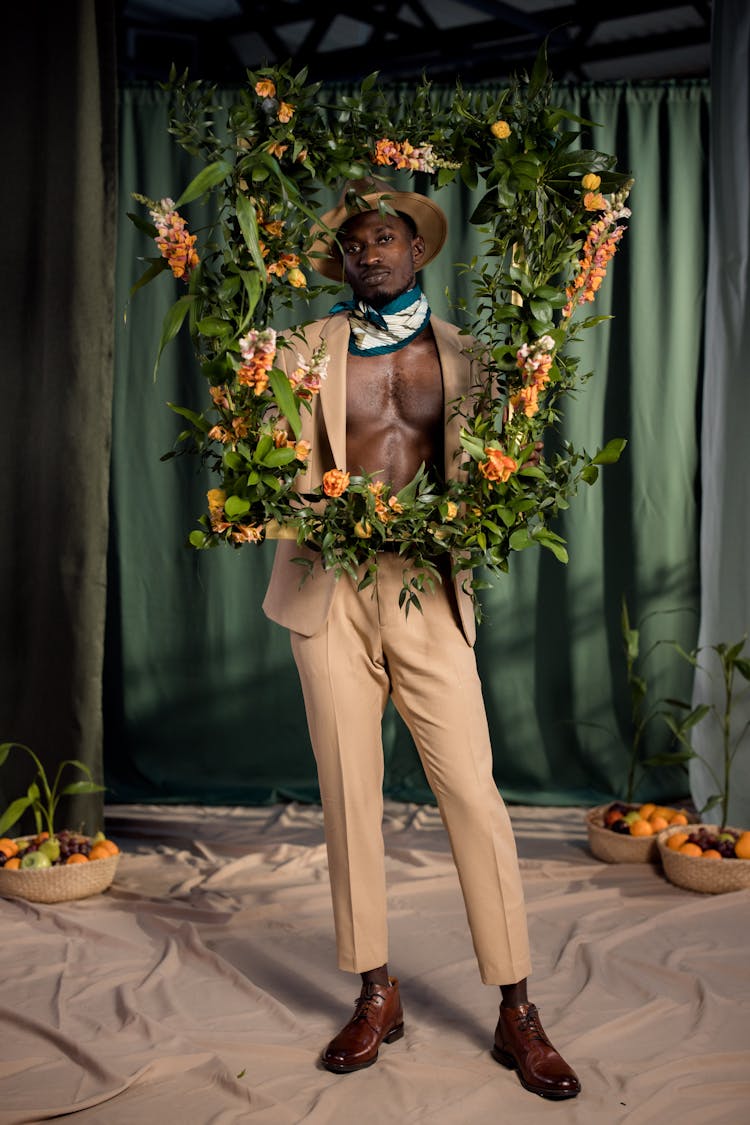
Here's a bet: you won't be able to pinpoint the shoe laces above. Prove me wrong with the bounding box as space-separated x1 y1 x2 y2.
513 1004 548 1043
353 983 384 1025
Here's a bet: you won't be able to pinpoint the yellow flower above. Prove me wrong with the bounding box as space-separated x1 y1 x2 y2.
582 173 601 191
287 267 306 289
490 120 511 139
354 520 373 538
277 102 294 123
255 79 276 98
445 501 458 520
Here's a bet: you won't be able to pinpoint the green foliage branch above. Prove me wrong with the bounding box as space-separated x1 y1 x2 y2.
130 45 632 617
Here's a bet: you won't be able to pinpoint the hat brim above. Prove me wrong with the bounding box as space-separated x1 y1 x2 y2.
309 188 448 282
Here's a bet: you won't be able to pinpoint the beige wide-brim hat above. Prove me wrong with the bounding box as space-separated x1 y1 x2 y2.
309 177 448 281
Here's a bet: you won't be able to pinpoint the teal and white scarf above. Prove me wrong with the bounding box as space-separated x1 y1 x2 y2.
329 285 431 356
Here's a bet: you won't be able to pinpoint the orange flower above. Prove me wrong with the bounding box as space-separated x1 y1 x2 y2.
511 384 540 418
287 267 306 289
296 148 308 163
150 200 200 280
207 424 233 444
322 469 350 498
279 253 300 269
293 439 312 463
388 495 404 514
445 501 458 520
277 101 294 123
266 141 288 159
209 385 230 409
266 260 287 278
262 219 285 238
273 428 288 447
582 173 601 191
207 488 230 532
491 120 511 139
478 448 518 483
231 523 264 544
354 520 373 538
255 79 276 98
584 191 607 211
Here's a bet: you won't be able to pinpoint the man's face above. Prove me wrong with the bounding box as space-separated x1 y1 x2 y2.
336 211 425 307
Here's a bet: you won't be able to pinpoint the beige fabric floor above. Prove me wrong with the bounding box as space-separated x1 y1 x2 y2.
1 801 748 1124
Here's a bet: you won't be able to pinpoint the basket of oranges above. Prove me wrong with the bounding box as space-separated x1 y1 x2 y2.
0 831 120 903
586 801 696 864
657 824 750 894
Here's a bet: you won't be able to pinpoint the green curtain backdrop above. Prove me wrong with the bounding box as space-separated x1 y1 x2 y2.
0 1 116 834
106 80 708 808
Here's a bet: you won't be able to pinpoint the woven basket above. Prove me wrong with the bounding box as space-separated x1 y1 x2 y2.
586 805 660 863
0 841 119 904
657 824 750 894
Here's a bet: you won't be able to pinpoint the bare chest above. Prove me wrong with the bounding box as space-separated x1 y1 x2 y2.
345 331 444 431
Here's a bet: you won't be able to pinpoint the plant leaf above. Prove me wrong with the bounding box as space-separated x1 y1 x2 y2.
58 781 106 796
268 368 302 440
175 159 233 207
0 796 33 837
153 296 196 380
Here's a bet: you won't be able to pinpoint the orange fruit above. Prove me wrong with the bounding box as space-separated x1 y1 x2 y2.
649 815 670 832
100 839 119 856
652 807 673 821
4 856 21 869
638 803 656 820
701 849 722 859
667 832 689 851
678 842 703 857
734 832 750 860
0 838 19 858
629 819 654 836
668 811 689 826
65 853 89 864
88 843 112 861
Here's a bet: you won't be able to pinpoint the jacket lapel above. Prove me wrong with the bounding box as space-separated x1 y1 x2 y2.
318 314 350 471
432 316 474 481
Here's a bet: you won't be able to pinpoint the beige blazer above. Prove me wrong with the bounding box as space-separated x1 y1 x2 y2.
262 312 479 645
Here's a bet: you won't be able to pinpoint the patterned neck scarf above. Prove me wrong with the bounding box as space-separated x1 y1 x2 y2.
329 285 431 356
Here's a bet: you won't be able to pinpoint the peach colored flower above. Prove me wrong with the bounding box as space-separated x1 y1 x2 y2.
207 488 230 532
273 428 288 448
478 448 518 483
388 496 404 514
279 253 300 269
149 200 200 280
582 173 601 191
322 469 350 498
255 80 276 98
491 120 511 139
293 439 312 463
445 501 458 520
584 191 607 211
296 148 308 163
207 424 232 444
231 523 264 544
354 520 372 538
209 385 230 409
262 219 285 238
266 260 287 278
266 141 288 159
277 102 294 123
511 384 540 418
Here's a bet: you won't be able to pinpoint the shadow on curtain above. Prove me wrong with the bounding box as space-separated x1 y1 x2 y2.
106 80 708 808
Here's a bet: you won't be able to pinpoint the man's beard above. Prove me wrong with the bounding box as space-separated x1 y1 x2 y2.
357 274 416 309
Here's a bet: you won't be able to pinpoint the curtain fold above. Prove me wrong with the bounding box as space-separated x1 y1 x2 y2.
106 80 708 807
0 1 117 831
690 0 750 826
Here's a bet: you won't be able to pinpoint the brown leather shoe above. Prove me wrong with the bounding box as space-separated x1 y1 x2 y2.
322 978 404 1073
492 1002 581 1099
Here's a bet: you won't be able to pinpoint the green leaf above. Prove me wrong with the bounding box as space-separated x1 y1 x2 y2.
592 438 627 465
261 446 298 468
129 259 168 298
509 528 532 551
195 316 233 337
127 211 158 238
733 658 750 681
0 796 33 837
154 295 196 379
268 367 302 441
527 38 549 99
644 751 695 767
224 495 251 518
239 270 262 330
235 193 268 278
189 530 209 548
581 464 599 485
459 430 487 461
175 159 233 207
167 402 210 432
59 781 106 797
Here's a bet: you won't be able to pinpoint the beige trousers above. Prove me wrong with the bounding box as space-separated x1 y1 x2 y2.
290 553 532 986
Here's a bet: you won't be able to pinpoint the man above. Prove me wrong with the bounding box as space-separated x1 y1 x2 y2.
262 180 581 1099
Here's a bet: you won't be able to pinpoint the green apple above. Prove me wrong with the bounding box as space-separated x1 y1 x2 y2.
718 832 736 843
39 838 60 862
623 810 642 824
20 850 52 869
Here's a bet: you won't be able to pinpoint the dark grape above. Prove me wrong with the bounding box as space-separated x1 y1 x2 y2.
611 819 631 834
